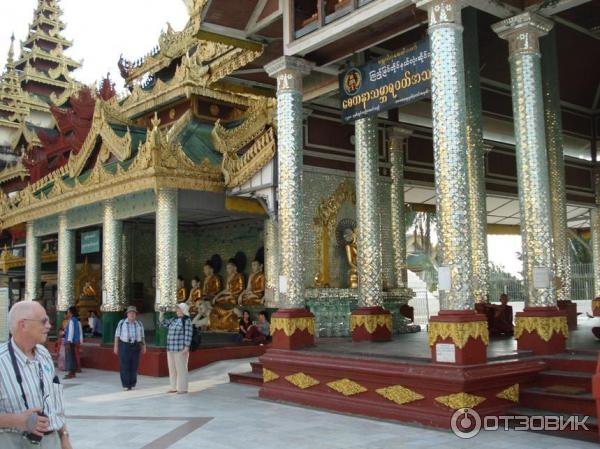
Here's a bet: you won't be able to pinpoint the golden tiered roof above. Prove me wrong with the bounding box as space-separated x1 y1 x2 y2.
0 36 29 130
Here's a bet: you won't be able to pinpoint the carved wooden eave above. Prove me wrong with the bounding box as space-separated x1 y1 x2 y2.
22 29 73 49
211 96 276 188
0 161 29 185
0 245 57 273
16 44 81 70
0 116 224 230
9 122 42 149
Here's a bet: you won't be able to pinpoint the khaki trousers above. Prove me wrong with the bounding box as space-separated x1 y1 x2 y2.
167 350 189 392
0 431 60 449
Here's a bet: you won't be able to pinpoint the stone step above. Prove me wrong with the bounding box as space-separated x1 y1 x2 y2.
544 355 597 374
520 387 596 417
250 361 263 374
539 370 593 390
229 371 263 387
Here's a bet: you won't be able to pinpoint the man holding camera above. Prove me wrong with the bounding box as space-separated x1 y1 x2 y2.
0 301 72 448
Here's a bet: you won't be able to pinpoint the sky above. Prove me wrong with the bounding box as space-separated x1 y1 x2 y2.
0 0 190 92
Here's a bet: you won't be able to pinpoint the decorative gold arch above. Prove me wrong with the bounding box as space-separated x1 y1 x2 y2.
313 179 355 287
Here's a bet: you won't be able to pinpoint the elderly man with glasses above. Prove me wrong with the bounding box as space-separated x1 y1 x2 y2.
0 301 72 449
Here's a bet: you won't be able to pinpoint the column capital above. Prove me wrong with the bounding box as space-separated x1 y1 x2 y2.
415 0 463 26
264 56 314 79
492 12 553 55
388 127 413 151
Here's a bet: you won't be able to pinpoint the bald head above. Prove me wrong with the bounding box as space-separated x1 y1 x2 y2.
8 301 45 335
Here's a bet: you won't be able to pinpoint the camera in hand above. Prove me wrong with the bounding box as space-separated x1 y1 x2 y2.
23 412 47 445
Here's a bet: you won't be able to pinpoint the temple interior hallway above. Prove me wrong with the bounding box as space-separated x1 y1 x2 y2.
62 359 597 449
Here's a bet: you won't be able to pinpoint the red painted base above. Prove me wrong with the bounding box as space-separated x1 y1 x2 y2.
78 342 267 377
351 307 392 342
557 300 577 330
271 308 315 350
516 307 567 355
259 349 544 429
429 310 488 365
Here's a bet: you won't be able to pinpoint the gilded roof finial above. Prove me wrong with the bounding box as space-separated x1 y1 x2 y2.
7 34 15 65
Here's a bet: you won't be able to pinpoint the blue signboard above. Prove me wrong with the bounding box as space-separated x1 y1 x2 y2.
81 230 100 254
339 40 431 123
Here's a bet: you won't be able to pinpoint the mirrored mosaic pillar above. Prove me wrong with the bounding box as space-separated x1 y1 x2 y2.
265 56 315 349
541 28 571 305
120 223 132 307
494 12 567 354
463 7 489 304
264 217 280 307
350 116 391 342
25 221 41 301
417 0 487 364
389 128 411 288
591 171 600 316
101 199 124 343
57 213 75 313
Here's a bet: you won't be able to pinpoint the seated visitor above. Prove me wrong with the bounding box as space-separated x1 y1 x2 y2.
238 259 265 306
200 261 222 302
489 293 514 336
87 310 102 337
243 310 270 344
238 310 253 341
209 259 244 331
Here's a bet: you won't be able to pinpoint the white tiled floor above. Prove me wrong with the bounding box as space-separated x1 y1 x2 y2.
62 359 598 449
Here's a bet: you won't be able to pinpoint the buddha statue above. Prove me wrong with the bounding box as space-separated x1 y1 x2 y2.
238 259 265 306
209 259 244 331
344 228 358 289
177 276 187 303
187 276 202 315
200 261 222 302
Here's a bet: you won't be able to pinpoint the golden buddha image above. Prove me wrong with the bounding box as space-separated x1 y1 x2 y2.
343 227 358 289
210 258 244 331
187 276 202 314
201 261 222 301
238 259 265 306
177 276 187 303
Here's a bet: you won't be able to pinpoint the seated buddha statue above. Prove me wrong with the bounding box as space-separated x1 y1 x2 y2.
343 228 358 289
238 259 265 306
200 261 222 302
177 276 187 303
187 276 202 315
210 259 245 331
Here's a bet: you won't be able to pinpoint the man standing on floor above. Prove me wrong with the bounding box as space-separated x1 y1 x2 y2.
63 307 80 380
114 306 146 391
0 301 73 449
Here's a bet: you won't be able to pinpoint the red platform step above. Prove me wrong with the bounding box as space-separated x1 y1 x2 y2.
229 361 264 387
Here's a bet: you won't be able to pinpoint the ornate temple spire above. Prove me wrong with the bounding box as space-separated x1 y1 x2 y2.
0 35 29 128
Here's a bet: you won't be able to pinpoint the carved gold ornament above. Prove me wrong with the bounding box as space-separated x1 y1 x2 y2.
376 385 424 405
514 316 568 342
435 392 486 410
262 368 279 383
592 299 600 313
496 384 519 402
427 321 489 348
350 314 392 334
285 372 320 389
326 378 367 396
271 317 315 337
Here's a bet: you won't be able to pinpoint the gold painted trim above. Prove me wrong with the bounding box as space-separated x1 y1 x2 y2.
496 384 519 402
285 372 319 389
350 314 392 334
514 316 568 342
376 385 424 405
435 392 486 410
428 321 489 348
326 378 367 396
270 317 315 337
262 368 279 383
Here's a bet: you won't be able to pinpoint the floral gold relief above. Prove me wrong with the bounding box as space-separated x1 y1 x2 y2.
375 385 424 405
350 314 392 334
435 392 485 410
514 316 568 342
427 321 489 348
262 368 279 384
271 317 315 337
327 378 367 396
285 372 319 390
496 384 519 403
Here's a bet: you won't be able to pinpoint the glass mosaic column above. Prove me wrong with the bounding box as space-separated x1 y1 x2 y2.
56 213 75 328
155 188 178 347
120 223 132 307
25 221 41 301
417 0 488 364
264 217 279 307
463 7 489 304
591 171 600 316
494 12 567 354
350 116 392 341
101 199 123 343
541 29 572 306
265 56 315 349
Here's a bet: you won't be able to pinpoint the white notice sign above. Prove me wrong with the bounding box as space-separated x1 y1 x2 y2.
438 266 451 291
436 343 456 363
533 267 550 289
279 275 288 294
